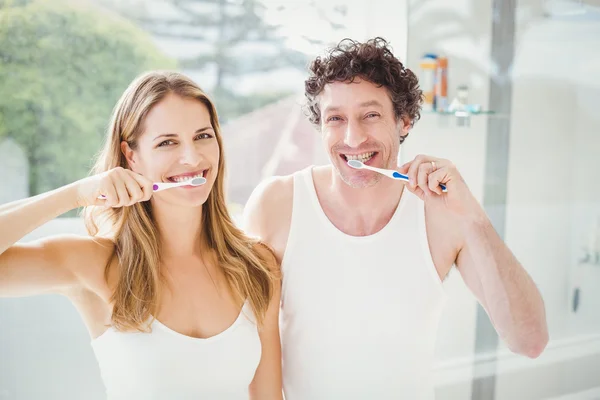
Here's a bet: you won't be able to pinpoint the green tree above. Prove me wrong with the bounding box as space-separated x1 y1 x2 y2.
105 0 307 122
0 0 175 201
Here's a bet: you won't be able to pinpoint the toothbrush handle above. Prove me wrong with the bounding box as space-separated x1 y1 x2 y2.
391 171 409 181
152 182 176 192
391 171 447 192
98 182 166 199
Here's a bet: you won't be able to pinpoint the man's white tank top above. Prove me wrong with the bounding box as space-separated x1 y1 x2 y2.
280 167 447 400
91 301 261 399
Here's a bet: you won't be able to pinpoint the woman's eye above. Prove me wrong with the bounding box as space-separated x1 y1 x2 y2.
157 133 212 147
158 140 175 147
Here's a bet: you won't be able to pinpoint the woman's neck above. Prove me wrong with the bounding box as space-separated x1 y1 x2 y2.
152 201 205 258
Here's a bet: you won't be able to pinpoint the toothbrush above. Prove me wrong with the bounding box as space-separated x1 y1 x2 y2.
347 159 447 192
98 177 207 199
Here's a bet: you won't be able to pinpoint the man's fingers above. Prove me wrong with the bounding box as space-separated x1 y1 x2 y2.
417 162 434 196
398 162 411 174
428 167 446 195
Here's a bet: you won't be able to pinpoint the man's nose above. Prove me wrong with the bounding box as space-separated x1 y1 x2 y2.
343 120 368 148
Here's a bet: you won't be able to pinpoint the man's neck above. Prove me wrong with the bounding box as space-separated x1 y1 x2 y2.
313 165 405 236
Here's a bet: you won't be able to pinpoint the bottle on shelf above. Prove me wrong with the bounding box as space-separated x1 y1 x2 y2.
434 56 448 112
419 53 437 112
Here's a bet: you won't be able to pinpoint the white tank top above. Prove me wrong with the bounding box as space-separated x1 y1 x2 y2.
91 302 261 399
280 167 447 400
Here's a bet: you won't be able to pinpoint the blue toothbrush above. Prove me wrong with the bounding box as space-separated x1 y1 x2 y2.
347 159 447 192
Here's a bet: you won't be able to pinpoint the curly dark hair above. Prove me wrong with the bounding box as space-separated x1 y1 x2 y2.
305 37 423 144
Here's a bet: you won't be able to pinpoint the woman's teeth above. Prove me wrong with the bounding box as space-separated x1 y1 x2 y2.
171 173 205 183
345 152 375 162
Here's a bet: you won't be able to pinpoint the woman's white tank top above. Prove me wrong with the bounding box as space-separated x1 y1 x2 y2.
91 302 261 399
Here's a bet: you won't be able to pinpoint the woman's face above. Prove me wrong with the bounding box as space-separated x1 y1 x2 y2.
123 93 220 208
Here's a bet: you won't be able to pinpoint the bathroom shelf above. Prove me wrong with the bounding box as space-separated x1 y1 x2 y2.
422 109 510 127
424 110 497 116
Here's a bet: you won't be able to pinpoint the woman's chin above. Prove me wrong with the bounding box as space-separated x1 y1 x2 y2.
155 191 210 209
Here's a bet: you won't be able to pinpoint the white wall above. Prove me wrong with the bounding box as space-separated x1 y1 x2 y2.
505 0 600 342
496 1 600 398
405 0 600 398
0 219 105 399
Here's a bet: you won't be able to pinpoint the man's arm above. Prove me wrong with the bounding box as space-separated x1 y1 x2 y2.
401 154 549 358
454 215 548 358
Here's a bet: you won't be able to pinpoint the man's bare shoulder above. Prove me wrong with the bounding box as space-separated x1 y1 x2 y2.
255 174 294 199
243 174 294 249
245 175 293 219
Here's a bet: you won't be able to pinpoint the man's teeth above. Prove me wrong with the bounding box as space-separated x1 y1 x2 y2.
171 173 204 183
345 152 375 162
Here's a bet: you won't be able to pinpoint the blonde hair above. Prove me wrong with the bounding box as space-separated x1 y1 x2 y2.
83 71 278 331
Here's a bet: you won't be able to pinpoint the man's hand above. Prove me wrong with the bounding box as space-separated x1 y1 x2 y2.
399 154 483 220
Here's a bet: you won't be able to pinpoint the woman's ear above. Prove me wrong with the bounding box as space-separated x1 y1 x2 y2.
121 141 137 171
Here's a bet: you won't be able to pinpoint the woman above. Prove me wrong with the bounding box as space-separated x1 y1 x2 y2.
0 71 282 399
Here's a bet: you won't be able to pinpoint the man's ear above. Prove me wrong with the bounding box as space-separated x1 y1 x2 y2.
121 141 137 171
400 116 411 135
399 116 411 143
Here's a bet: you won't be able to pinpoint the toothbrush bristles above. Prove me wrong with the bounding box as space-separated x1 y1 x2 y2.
347 159 363 169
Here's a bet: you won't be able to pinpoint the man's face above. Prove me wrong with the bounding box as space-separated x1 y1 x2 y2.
318 78 409 188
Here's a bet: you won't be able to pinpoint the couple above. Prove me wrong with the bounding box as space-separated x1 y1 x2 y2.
0 38 548 399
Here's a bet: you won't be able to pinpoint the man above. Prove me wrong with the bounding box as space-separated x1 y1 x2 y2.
243 37 548 399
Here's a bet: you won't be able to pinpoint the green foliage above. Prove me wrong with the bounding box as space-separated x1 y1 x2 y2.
0 0 175 197
110 0 308 122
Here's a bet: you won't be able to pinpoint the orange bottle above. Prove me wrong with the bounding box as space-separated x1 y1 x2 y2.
435 56 448 111
419 54 437 111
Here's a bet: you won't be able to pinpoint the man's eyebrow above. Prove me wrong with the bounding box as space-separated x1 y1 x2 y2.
358 100 384 108
323 100 383 114
323 105 340 114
